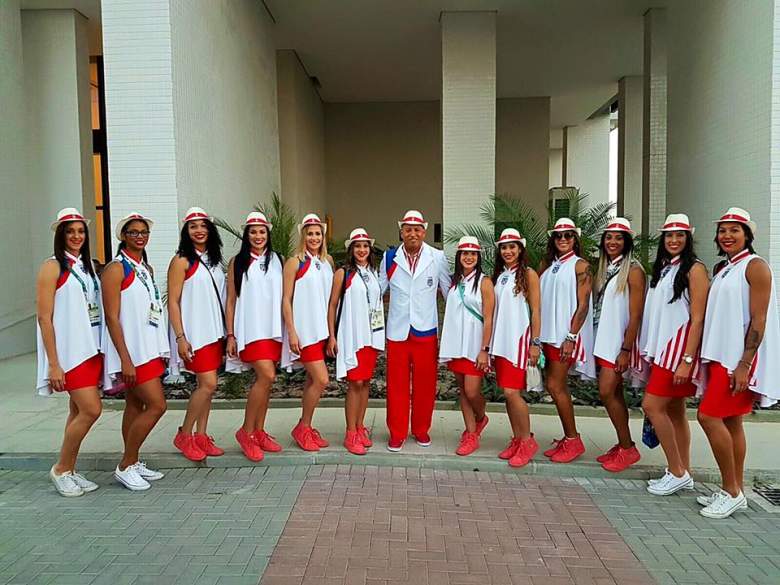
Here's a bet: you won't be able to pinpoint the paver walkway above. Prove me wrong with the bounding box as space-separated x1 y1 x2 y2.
1 465 780 585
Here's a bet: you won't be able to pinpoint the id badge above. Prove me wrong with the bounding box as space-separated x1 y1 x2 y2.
148 303 162 328
370 308 384 332
88 303 100 327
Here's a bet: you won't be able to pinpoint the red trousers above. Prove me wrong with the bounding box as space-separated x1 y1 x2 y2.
386 334 438 442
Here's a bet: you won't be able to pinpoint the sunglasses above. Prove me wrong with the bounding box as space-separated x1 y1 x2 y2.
553 231 576 240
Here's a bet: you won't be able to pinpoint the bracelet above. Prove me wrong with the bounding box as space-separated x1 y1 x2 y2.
175 333 186 342
226 333 235 339
565 332 578 343
739 359 753 368
620 347 630 353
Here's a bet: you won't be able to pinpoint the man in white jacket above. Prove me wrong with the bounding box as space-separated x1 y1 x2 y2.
379 210 450 451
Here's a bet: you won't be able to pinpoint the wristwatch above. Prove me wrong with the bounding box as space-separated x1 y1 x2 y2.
531 337 542 347
482 346 490 352
682 354 694 365
565 332 579 343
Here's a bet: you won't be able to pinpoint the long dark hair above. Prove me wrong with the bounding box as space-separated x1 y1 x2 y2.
233 225 275 296
713 224 756 275
344 242 376 273
541 233 582 272
492 242 529 296
452 250 483 293
177 219 223 267
595 231 635 295
54 221 95 277
650 231 698 303
117 220 149 265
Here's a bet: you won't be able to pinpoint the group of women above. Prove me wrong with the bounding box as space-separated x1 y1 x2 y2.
36 204 779 519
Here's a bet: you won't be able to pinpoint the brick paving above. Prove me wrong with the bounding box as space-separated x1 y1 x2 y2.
2 465 780 585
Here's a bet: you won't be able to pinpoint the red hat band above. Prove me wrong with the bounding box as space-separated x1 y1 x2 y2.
663 221 691 230
184 212 208 222
247 218 268 225
402 216 424 223
498 234 520 242
719 213 749 223
554 223 576 230
606 223 629 231
458 243 481 250
351 233 370 241
59 214 85 222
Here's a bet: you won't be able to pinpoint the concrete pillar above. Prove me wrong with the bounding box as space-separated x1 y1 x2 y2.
770 0 780 290
101 0 179 279
21 9 95 268
618 76 643 226
643 8 667 236
563 116 611 206
441 11 496 247
0 0 36 358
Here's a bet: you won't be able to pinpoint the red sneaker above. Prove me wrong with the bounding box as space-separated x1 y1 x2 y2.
543 438 564 457
291 422 320 452
550 436 586 463
174 428 207 462
602 445 641 473
310 427 329 448
414 433 432 447
386 437 405 452
357 426 373 448
235 428 264 462
498 438 520 460
252 430 282 453
476 415 489 436
194 433 224 457
509 435 539 468
596 444 620 464
455 431 480 456
344 430 367 455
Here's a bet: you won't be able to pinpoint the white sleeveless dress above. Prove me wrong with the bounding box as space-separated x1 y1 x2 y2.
490 267 531 369
36 252 102 396
700 253 780 407
440 272 485 365
539 252 595 379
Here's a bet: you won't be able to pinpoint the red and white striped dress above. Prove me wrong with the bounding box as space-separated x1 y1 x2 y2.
638 257 701 382
539 252 595 379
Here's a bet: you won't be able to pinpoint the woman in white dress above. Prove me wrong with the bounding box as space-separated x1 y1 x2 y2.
697 207 780 518
168 207 226 462
489 228 541 468
592 218 646 473
36 208 103 497
102 212 168 491
282 213 334 451
539 218 594 464
225 212 285 462
439 237 495 456
327 228 385 455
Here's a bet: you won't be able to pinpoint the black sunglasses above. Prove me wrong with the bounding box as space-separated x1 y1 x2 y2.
553 231 576 240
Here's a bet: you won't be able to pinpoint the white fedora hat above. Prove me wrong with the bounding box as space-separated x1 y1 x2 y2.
714 207 757 234
344 227 375 249
547 217 581 237
297 213 327 234
241 211 273 230
182 206 212 224
397 209 428 230
659 213 695 234
603 217 634 235
115 212 154 241
456 236 481 252
51 207 89 231
495 228 526 248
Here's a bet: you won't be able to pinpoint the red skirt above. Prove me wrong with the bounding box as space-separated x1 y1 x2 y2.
698 362 756 418
347 347 379 381
645 363 696 398
134 357 166 386
596 356 615 370
299 340 327 363
542 343 575 365
240 339 282 363
447 357 484 377
63 353 103 391
185 339 225 373
494 356 526 390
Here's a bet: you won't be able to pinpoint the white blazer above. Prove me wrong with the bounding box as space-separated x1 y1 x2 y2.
379 242 450 342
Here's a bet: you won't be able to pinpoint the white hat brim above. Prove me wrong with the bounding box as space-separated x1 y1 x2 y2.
658 226 696 234
344 237 375 249
713 218 757 234
242 221 273 231
398 221 429 230
51 217 90 232
547 227 581 237
494 237 527 248
298 222 327 235
115 216 154 241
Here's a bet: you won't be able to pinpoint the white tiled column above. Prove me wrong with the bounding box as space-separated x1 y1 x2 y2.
643 8 667 236
441 11 496 250
618 76 643 227
101 0 179 280
770 0 780 292
564 116 611 206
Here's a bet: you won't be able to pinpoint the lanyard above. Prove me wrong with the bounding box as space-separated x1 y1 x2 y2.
121 251 160 305
66 260 99 304
357 266 381 311
456 274 483 323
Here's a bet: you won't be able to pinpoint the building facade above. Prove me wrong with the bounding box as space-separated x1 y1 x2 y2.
2 0 780 358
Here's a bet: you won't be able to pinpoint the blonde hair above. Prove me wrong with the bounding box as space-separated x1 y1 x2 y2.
594 254 634 296
295 224 328 260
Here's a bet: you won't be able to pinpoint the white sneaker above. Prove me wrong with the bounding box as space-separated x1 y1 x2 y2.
647 470 694 495
70 472 99 493
696 491 748 509
647 468 694 487
114 465 151 491
133 461 164 481
700 490 747 519
49 467 84 497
